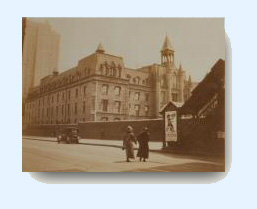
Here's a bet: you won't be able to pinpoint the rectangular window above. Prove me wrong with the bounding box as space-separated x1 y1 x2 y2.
91 97 95 111
75 88 79 98
102 99 108 112
102 84 108 95
145 93 149 101
62 105 64 115
84 86 87 96
68 90 71 100
145 106 149 116
56 106 58 116
172 93 178 102
75 103 77 115
114 86 121 96
114 101 121 113
135 92 140 101
135 105 140 116
67 104 70 116
83 101 86 113
57 93 59 102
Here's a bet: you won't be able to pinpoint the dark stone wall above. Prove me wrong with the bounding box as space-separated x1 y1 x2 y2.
78 119 164 141
23 119 164 141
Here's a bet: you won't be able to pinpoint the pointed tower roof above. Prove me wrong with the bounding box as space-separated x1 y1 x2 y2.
189 75 192 82
96 43 105 53
178 63 184 75
179 63 183 70
161 35 174 52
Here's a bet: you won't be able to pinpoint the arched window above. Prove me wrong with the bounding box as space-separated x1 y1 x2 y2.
134 77 140 85
126 74 131 81
77 72 81 80
84 67 87 77
111 62 116 77
146 78 149 85
118 65 122 77
113 68 116 77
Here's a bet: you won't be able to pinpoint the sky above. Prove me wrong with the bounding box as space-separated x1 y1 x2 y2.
30 18 225 82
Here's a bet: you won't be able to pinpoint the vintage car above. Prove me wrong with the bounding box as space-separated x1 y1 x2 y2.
57 127 79 144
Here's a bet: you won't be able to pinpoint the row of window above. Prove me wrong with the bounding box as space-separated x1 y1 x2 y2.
133 105 149 116
40 68 91 93
27 86 88 108
26 101 87 121
101 100 121 112
25 103 150 124
102 85 121 96
161 92 178 102
129 92 149 101
127 75 149 86
100 63 122 78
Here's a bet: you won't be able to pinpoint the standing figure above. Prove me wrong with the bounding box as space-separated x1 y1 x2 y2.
123 126 137 162
137 127 150 162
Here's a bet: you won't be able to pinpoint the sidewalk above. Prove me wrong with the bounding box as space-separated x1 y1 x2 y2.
22 135 163 151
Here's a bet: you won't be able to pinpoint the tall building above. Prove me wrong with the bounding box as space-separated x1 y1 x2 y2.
22 19 60 98
22 17 26 50
24 35 196 125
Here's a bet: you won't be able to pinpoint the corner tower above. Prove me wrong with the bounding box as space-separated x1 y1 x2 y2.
161 35 175 66
160 35 175 103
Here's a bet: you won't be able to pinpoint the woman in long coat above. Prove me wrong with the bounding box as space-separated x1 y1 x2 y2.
123 126 137 162
137 127 150 162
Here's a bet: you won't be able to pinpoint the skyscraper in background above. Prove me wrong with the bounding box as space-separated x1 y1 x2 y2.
22 19 60 98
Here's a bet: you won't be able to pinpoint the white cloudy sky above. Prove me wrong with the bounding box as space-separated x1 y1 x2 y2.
30 18 225 82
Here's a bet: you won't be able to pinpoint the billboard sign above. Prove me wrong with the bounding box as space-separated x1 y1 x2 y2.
165 111 177 142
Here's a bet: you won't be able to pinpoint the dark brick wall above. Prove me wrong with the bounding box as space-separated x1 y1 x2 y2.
78 119 164 141
22 119 164 141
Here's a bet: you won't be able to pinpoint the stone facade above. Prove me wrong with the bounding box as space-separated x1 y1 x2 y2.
24 36 195 124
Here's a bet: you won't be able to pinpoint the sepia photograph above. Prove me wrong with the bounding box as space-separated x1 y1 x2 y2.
22 18 225 172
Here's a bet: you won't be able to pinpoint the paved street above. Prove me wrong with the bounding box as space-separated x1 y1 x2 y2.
22 136 224 172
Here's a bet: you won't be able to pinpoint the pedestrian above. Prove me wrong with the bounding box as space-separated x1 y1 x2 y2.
122 126 137 162
137 127 150 162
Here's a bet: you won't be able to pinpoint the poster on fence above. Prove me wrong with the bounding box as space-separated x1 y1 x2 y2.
165 111 177 142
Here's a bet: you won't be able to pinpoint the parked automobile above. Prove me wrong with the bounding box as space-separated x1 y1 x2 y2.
57 127 79 144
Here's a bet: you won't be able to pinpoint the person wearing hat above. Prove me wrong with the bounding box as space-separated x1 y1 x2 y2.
137 127 150 162
122 126 137 162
